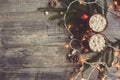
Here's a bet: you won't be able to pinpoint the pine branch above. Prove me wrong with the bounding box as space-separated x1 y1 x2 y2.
103 0 108 16
64 0 72 5
93 2 103 14
48 13 64 20
72 2 88 13
37 7 66 12
113 38 120 49
109 38 120 49
82 53 102 72
57 20 64 26
102 47 114 67
82 63 90 72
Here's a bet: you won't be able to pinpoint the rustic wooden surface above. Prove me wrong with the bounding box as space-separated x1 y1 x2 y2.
0 0 120 80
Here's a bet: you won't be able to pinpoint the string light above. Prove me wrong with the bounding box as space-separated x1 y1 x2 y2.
82 35 89 41
114 1 118 6
116 64 120 69
67 24 72 29
60 11 64 15
111 62 115 66
114 50 119 57
109 4 113 9
78 57 85 64
79 0 84 5
65 43 70 49
69 77 74 80
101 77 105 80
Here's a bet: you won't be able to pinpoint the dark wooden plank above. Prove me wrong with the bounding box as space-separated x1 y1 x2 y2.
0 0 120 80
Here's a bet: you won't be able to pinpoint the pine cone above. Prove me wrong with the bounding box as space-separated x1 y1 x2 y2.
49 0 57 8
68 54 79 63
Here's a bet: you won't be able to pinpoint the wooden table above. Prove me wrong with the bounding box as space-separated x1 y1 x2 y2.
0 0 120 80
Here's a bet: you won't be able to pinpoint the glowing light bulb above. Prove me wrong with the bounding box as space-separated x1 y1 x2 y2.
112 62 115 66
101 77 105 80
114 1 118 6
79 0 84 5
116 64 120 69
114 50 119 56
78 57 85 64
82 35 88 41
65 43 70 49
69 77 74 80
67 24 72 29
60 12 64 14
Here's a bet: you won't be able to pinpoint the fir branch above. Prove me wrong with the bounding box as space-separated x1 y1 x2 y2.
103 0 108 16
82 53 102 72
102 47 114 67
64 0 72 5
57 20 64 26
37 7 66 12
82 63 90 72
109 38 120 49
87 52 102 63
93 2 103 14
72 2 88 13
113 38 120 49
48 13 64 20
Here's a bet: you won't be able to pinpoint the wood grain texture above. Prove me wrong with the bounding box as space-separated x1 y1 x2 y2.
0 0 120 80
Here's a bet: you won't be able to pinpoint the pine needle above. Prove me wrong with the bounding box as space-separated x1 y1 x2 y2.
103 0 108 16
48 13 64 20
37 7 66 12
93 2 103 14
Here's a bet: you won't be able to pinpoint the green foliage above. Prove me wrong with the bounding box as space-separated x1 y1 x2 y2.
37 7 66 12
82 63 90 72
37 0 108 26
93 2 103 14
103 0 108 16
102 47 114 67
112 38 120 49
57 21 64 26
48 13 64 20
82 53 102 72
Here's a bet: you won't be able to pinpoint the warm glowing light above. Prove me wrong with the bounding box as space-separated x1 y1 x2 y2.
79 1 84 5
60 12 64 14
114 1 118 6
108 5 113 10
67 24 72 29
114 50 119 56
100 68 105 72
65 43 70 49
118 74 120 78
78 57 85 64
82 35 88 41
111 62 115 66
101 77 105 80
69 77 74 80
97 67 105 72
116 64 120 69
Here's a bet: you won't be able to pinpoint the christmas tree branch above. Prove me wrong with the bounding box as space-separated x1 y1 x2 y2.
48 13 64 20
37 7 66 12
